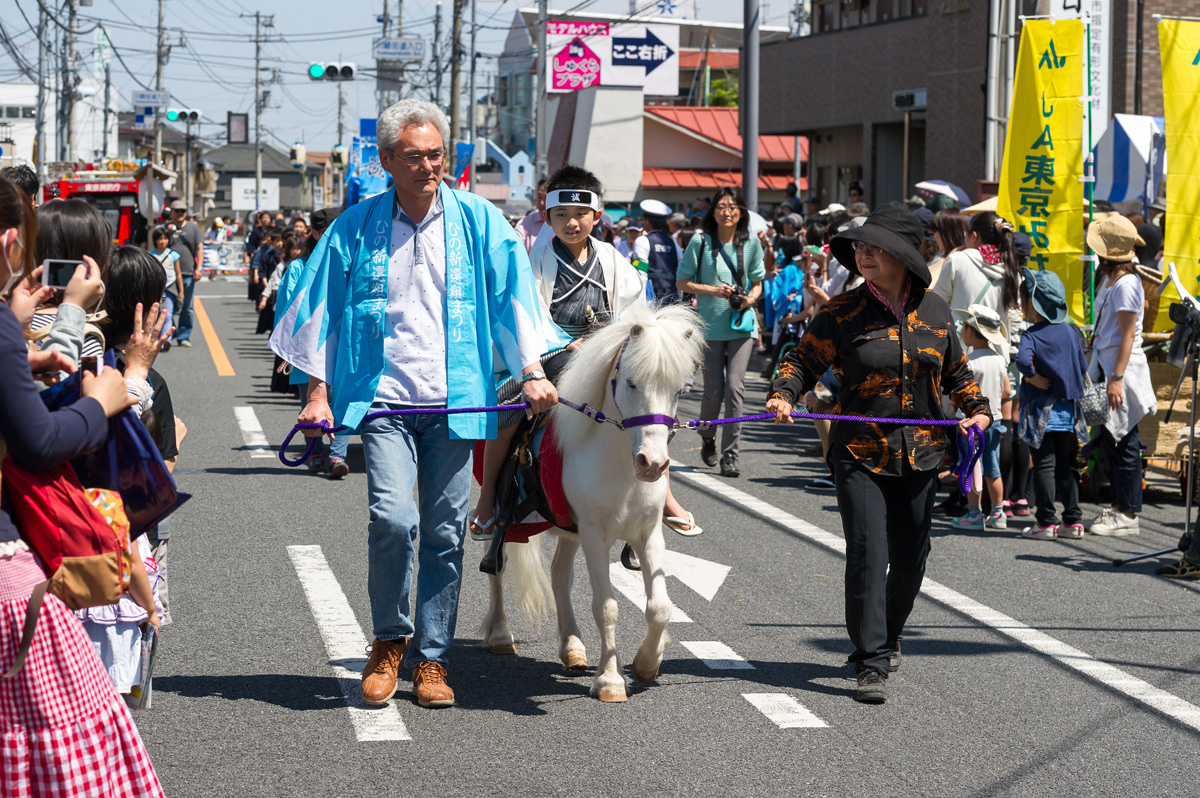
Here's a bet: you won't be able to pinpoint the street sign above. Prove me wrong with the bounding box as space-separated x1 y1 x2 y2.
231 177 280 211
892 88 927 112
547 23 678 96
372 37 425 62
131 90 169 108
610 29 674 75
227 112 248 145
133 107 154 131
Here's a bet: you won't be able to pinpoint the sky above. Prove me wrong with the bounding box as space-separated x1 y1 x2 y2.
0 0 785 154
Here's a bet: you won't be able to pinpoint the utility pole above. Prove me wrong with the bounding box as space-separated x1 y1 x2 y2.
450 0 465 168
741 0 759 211
433 1 443 106
535 0 547 180
101 64 111 160
154 0 165 166
240 13 272 213
467 0 477 192
34 1 46 179
65 0 79 161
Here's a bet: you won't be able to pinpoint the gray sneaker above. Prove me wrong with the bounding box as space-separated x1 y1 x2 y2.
719 453 740 478
177 339 193 348
887 638 902 673
1088 509 1139 536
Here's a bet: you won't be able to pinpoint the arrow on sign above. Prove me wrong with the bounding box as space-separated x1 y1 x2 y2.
611 29 675 75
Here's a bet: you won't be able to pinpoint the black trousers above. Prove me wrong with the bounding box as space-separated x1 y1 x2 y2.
834 458 938 676
1030 431 1081 527
1099 426 1143 515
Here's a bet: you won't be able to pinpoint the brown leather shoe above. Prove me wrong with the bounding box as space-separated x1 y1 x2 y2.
360 638 406 705
412 660 455 708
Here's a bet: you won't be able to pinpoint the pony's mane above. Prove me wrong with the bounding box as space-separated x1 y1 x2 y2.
552 303 704 449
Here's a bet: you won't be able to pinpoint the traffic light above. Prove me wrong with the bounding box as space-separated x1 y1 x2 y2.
307 62 355 81
166 108 200 123
289 142 307 169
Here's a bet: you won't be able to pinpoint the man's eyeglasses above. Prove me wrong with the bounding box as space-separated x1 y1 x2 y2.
852 241 883 256
390 149 446 167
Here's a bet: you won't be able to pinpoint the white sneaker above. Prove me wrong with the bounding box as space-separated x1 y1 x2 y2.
1088 509 1140 537
1021 523 1058 540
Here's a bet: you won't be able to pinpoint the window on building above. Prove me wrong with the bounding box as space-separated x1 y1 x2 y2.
21 107 34 119
4 108 18 119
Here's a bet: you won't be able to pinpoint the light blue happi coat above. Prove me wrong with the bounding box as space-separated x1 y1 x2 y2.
270 183 571 439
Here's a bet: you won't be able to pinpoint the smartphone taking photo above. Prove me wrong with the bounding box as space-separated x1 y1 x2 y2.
40 259 86 290
79 355 103 376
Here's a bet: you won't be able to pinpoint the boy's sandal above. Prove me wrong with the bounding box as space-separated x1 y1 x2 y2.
663 512 703 537
469 514 497 542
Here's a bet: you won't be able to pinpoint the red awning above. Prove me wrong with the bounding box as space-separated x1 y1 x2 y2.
678 50 740 70
642 168 803 191
644 106 804 163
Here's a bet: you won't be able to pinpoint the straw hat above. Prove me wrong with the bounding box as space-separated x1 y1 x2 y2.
1087 215 1146 262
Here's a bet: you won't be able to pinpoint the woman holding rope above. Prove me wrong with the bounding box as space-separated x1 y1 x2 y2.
765 204 992 705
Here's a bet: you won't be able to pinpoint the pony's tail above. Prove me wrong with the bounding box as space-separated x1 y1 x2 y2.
509 539 553 630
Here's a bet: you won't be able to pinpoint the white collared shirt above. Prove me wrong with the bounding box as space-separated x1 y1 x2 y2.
374 196 449 406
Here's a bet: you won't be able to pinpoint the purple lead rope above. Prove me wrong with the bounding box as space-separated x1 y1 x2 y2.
277 402 984 493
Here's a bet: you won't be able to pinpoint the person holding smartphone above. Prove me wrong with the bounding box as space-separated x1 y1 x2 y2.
676 187 766 478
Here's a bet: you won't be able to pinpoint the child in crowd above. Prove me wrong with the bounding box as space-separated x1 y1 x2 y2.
469 165 702 539
1014 268 1089 540
150 226 183 337
951 304 1011 531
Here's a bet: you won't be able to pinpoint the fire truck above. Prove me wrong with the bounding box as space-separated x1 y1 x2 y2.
55 170 141 244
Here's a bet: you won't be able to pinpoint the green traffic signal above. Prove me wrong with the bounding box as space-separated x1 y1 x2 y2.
308 63 325 80
166 109 180 122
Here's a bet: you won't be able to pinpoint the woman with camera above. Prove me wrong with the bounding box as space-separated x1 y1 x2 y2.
677 187 766 477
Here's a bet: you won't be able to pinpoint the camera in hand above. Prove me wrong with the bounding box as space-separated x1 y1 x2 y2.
728 290 749 311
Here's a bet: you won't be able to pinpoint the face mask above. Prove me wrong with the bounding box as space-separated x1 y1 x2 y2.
0 235 24 295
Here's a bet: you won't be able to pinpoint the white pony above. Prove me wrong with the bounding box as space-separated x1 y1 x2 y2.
480 302 704 702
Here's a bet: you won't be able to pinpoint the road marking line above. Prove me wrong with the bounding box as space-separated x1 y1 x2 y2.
672 465 1200 733
287 545 411 742
742 693 828 729
681 640 755 669
193 298 235 376
234 406 276 458
608 561 692 622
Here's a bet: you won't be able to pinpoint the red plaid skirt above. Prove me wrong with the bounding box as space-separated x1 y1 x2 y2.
1 548 164 797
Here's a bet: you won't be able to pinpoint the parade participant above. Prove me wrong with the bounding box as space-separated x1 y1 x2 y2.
468 165 701 540
1014 268 1088 540
678 187 766 478
271 99 562 709
636 199 684 303
165 199 202 348
949 305 1011 531
766 204 991 704
1085 216 1157 537
0 175 165 796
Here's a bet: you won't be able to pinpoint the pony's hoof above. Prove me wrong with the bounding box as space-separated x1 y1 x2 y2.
489 642 517 655
632 664 659 683
562 651 589 671
596 686 628 703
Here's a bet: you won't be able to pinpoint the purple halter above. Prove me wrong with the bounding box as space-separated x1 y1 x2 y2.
573 333 686 432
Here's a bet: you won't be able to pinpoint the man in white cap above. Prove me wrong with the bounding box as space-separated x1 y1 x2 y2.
634 198 684 303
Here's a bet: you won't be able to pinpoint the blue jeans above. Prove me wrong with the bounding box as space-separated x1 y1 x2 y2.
175 275 196 342
361 404 473 664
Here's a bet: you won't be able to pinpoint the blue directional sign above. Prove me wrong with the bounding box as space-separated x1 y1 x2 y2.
610 29 674 75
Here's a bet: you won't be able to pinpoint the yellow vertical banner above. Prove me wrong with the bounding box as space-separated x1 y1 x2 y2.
997 19 1085 321
1158 19 1200 329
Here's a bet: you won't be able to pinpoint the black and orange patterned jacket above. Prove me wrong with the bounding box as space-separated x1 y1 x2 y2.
769 283 990 475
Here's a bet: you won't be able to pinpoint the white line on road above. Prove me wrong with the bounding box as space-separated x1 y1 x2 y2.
681 640 756 669
742 693 828 729
287 545 411 742
672 465 1200 733
234 406 276 458
608 561 692 622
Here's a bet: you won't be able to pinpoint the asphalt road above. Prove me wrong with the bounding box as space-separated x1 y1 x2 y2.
140 278 1200 798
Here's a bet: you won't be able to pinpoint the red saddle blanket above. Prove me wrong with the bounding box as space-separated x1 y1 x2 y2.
471 422 572 544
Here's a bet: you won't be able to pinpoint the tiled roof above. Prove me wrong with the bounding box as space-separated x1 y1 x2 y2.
642 168 801 191
678 49 740 70
645 106 804 163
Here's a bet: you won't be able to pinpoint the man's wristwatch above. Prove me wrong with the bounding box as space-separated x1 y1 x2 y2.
1111 373 1124 381
521 369 547 383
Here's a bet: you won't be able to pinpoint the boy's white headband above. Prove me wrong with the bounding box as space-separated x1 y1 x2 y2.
545 189 601 212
